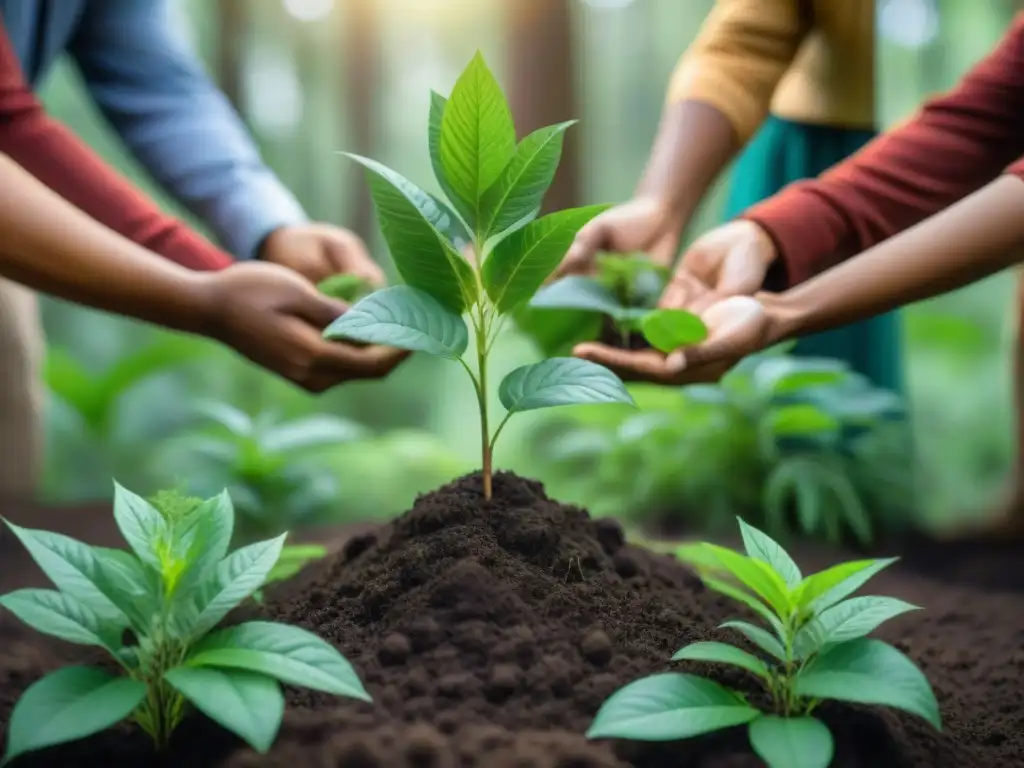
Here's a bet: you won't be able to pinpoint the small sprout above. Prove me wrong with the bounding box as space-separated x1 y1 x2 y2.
0 484 368 763
317 273 372 303
641 309 709 354
528 256 707 351
587 519 940 768
324 53 636 499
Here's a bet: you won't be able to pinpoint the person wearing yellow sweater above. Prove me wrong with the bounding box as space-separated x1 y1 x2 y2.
559 0 902 394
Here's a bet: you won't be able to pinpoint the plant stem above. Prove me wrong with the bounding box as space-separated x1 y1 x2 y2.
475 311 492 501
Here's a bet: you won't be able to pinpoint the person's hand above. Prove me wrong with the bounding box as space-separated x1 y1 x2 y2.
573 295 776 385
259 224 386 286
555 197 682 278
196 262 408 392
658 219 778 314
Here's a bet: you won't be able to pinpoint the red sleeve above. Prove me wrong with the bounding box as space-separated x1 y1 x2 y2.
743 16 1024 287
0 21 231 272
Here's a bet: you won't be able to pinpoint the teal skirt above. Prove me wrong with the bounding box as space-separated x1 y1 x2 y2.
725 115 905 395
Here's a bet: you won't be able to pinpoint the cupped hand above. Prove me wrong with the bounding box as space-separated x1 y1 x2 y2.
198 262 408 392
659 219 778 315
555 197 682 278
572 295 773 385
259 223 386 286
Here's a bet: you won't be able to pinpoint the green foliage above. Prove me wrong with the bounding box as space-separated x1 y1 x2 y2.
324 52 635 498
523 254 706 352
252 543 328 604
159 402 368 538
317 274 372 303
531 353 914 545
0 484 368 764
587 520 939 767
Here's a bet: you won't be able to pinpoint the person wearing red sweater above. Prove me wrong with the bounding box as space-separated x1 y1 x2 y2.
0 14 391 498
571 16 1024 534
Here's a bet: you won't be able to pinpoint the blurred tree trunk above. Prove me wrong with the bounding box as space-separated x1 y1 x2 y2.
214 0 246 116
506 0 580 212
341 0 381 239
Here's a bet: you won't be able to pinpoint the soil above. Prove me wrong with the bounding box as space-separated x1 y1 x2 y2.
2 472 1024 767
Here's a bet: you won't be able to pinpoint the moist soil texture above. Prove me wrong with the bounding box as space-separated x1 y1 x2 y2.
2 472 1024 767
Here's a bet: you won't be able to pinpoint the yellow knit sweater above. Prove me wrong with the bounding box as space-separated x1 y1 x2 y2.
666 0 875 143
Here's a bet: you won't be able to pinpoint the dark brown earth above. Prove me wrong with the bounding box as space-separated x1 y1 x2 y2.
2 473 1024 767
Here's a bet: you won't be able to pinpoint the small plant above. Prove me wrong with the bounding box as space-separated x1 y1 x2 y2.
587 519 939 768
160 401 367 536
317 274 372 303
528 254 706 351
324 53 681 499
0 484 368 764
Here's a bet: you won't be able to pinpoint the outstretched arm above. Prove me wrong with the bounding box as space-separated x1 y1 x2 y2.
0 17 231 272
69 0 307 260
642 0 810 225
745 16 1024 286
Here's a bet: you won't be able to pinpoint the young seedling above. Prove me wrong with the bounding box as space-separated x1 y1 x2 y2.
323 53 639 499
529 254 708 351
161 401 367 536
0 484 368 764
587 519 940 768
317 273 373 303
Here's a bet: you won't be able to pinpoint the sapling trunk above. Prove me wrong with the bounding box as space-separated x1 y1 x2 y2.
476 316 493 500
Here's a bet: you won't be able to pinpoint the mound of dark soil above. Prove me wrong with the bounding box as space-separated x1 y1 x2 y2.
2 472 1024 767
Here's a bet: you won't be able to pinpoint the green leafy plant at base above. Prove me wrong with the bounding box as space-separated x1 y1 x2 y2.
0 484 368 764
587 518 939 768
159 401 368 537
531 353 912 545
527 254 707 353
323 52 638 499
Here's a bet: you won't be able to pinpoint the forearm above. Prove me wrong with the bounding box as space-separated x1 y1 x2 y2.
0 153 211 335
768 175 1024 341
635 100 739 227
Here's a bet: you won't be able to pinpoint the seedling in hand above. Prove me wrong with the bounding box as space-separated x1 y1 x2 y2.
528 253 708 351
587 518 939 768
324 53 636 499
0 485 368 764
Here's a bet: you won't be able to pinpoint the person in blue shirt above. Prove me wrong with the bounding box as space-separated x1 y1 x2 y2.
0 0 389 498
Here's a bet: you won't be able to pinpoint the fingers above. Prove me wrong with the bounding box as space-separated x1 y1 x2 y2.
290 290 349 330
572 343 684 384
658 269 713 312
309 341 410 390
555 218 606 278
322 231 386 288
672 296 767 369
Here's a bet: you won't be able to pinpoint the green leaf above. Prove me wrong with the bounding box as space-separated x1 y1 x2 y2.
641 309 709 354
586 673 760 741
260 416 365 454
795 596 920 658
796 558 898 615
427 94 473 250
172 534 287 639
749 716 834 768
794 639 941 730
766 405 840 438
164 667 283 754
529 275 624 317
92 549 157 633
736 518 802 588
112 482 167 571
342 153 476 312
187 621 371 701
754 357 848 396
439 52 516 231
317 273 371 303
699 578 787 639
671 642 770 680
264 545 327 585
718 620 786 662
499 358 635 415
1 522 125 623
0 589 117 649
323 286 469 359
483 206 610 313
2 666 146 765
174 491 236 592
479 121 575 238
699 544 791 618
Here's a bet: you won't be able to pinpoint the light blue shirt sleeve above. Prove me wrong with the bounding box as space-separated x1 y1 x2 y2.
68 0 308 260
